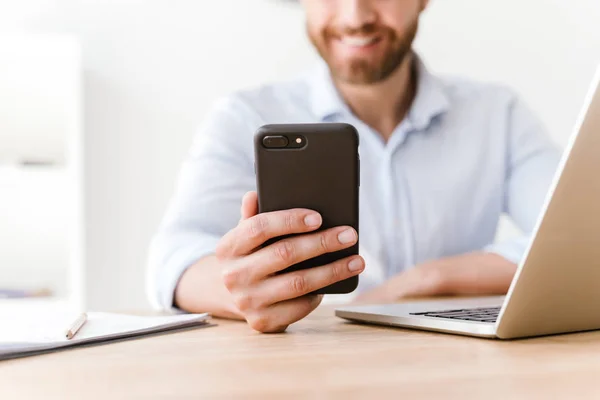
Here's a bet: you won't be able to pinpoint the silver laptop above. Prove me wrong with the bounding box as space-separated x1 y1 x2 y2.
336 67 600 339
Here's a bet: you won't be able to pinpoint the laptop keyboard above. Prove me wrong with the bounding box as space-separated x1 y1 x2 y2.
410 306 501 323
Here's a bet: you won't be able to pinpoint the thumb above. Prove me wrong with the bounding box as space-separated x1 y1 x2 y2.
240 191 259 221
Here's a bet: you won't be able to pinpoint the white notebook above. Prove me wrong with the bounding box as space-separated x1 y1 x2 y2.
0 311 210 361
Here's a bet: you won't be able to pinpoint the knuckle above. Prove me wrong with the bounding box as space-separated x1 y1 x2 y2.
288 274 308 295
216 226 246 259
319 233 331 253
328 262 344 283
233 292 254 312
221 266 242 290
249 314 272 333
249 315 288 333
215 239 231 259
248 215 268 241
284 212 295 231
221 268 236 290
274 240 295 264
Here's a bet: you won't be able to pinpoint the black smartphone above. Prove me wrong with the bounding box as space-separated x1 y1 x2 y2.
254 123 360 294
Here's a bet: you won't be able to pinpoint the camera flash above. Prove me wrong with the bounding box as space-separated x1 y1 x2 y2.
296 138 302 144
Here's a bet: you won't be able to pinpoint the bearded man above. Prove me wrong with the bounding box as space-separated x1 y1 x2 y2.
148 0 560 333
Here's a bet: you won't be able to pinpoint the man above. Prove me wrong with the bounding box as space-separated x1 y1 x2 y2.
147 0 560 333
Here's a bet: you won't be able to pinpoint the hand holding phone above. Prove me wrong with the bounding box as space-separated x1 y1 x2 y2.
216 191 364 333
254 123 361 293
215 123 363 333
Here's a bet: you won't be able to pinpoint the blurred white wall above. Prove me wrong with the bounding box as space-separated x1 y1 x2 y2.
417 0 600 147
0 0 599 310
0 36 79 164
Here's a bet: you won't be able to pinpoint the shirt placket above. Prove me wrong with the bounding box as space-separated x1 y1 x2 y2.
384 122 414 277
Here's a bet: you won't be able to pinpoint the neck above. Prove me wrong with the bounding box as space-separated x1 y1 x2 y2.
334 53 417 142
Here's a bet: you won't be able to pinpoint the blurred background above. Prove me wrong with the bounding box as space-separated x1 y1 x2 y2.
0 0 599 312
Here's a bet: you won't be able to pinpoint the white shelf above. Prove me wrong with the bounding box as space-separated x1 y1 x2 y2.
0 167 71 299
0 35 84 311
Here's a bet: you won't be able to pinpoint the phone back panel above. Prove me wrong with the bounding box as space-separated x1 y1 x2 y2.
254 123 360 294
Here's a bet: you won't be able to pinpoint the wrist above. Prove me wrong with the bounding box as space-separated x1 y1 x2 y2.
355 261 448 303
393 262 447 299
415 262 447 296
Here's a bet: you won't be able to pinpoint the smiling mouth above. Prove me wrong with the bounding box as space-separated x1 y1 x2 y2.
338 35 381 48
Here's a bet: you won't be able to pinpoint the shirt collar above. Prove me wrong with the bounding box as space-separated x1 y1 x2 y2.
307 60 350 121
408 57 450 130
308 54 451 130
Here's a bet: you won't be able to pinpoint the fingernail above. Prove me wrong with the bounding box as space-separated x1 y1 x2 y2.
348 257 364 272
337 228 357 244
304 213 322 227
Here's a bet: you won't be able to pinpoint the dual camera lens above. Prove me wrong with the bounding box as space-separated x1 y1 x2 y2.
262 135 306 149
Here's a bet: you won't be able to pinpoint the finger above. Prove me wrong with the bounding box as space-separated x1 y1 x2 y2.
256 255 364 305
217 208 323 258
246 295 322 333
243 225 358 279
240 191 258 221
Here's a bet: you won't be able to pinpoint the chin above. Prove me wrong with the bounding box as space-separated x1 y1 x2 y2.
330 61 389 85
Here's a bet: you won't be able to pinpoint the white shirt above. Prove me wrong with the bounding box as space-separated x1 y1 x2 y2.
147 58 560 310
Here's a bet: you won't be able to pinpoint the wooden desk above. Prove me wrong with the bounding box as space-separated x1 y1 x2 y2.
1 305 600 399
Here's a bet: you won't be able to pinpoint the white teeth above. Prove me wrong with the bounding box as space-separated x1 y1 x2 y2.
340 36 377 47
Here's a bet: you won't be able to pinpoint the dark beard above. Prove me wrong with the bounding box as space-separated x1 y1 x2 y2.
309 18 419 85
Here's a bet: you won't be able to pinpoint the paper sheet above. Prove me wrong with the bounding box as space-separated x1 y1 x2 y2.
0 312 210 360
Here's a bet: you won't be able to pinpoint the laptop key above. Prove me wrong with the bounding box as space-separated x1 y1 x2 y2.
410 306 501 322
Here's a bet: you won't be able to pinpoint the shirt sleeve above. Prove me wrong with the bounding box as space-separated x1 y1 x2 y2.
484 94 562 264
146 96 260 311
